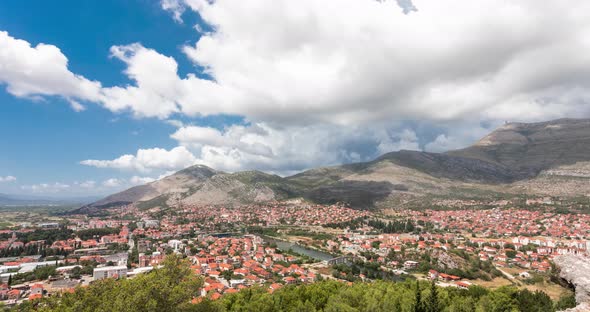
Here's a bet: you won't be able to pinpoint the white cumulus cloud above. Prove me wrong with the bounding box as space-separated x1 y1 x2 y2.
160 0 186 23
0 31 102 110
163 122 427 173
21 182 70 193
130 176 156 185
102 178 123 188
78 180 96 188
4 0 590 176
5 0 583 124
80 146 198 172
154 0 590 124
3 1 590 123
0 176 16 182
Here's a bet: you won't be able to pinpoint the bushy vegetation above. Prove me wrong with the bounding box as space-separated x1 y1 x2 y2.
10 265 57 285
246 226 280 237
285 229 333 241
11 253 576 312
324 217 366 230
368 219 416 233
75 227 120 240
0 228 72 245
331 261 403 282
14 255 202 312
202 280 561 312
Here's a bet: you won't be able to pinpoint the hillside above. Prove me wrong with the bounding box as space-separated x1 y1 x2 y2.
87 165 220 209
82 118 590 211
78 167 300 213
448 119 590 177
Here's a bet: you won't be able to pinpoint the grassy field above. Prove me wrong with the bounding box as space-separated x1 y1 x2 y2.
473 277 514 288
0 221 13 230
0 205 76 227
525 283 572 301
472 271 571 301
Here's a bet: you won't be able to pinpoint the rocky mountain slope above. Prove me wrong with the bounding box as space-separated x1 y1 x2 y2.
449 119 590 177
87 165 220 209
555 254 590 311
81 118 590 211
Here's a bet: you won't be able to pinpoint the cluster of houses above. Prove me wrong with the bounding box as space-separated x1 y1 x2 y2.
188 235 317 299
2 201 590 305
318 225 586 279
430 197 562 209
0 225 130 255
173 202 371 228
0 282 44 303
402 208 590 240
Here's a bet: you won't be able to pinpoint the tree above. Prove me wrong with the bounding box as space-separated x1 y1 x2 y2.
555 294 576 311
221 269 233 283
426 280 440 312
13 264 563 312
414 281 425 312
7 274 12 286
70 266 82 279
34 265 56 280
505 250 517 259
23 254 202 312
514 289 554 312
477 290 517 312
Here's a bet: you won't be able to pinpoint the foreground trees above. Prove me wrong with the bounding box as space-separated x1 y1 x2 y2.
18 254 202 312
13 254 574 312
205 280 565 312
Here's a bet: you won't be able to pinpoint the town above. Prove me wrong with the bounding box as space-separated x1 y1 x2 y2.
0 198 586 307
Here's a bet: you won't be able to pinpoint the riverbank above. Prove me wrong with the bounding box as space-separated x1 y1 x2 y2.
261 235 336 261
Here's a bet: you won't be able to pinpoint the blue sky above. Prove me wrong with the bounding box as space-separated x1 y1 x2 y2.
0 0 210 196
1 0 589 197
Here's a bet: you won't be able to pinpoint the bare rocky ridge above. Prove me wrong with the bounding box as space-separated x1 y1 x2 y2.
554 254 590 311
377 150 517 183
511 168 590 197
77 168 297 213
86 165 218 209
449 118 590 178
82 118 590 211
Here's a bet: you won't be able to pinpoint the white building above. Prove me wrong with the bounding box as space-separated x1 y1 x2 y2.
103 252 129 266
168 240 184 251
93 266 128 280
404 261 419 269
144 220 159 228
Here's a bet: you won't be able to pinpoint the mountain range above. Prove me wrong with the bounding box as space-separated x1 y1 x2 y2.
79 118 590 212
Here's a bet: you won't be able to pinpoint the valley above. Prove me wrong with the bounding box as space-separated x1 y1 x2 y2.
2 119 590 311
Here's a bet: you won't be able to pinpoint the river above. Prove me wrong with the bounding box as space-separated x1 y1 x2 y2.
261 236 335 261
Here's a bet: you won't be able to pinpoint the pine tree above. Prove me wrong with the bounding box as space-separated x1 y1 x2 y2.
413 281 424 312
426 280 440 312
7 274 12 286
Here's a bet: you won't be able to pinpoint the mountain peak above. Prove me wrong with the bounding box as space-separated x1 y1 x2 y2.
474 118 590 147
176 164 221 178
